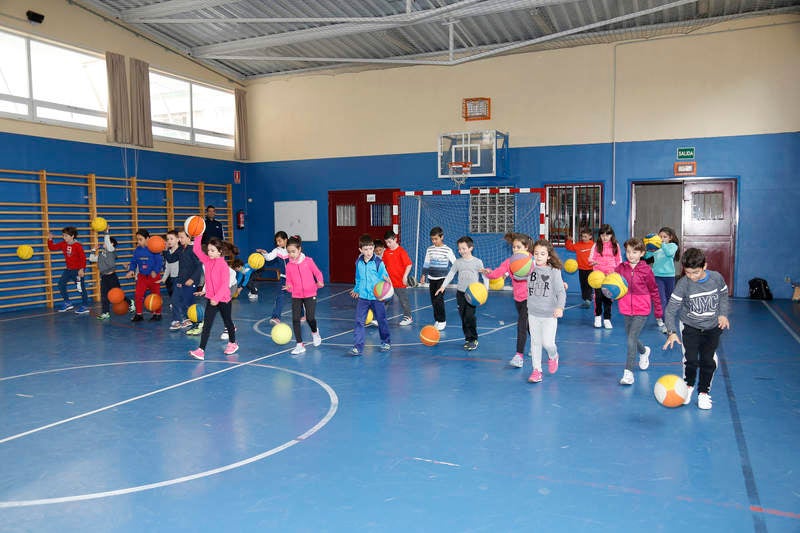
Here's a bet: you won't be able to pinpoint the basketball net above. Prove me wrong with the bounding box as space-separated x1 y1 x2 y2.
448 161 472 189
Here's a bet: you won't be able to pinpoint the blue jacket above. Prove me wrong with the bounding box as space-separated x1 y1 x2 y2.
354 255 388 300
129 246 163 276
176 245 202 284
236 264 254 287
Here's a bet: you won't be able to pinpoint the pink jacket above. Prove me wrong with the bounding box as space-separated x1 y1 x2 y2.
285 254 324 298
589 242 622 274
615 261 663 318
486 258 527 302
193 238 231 303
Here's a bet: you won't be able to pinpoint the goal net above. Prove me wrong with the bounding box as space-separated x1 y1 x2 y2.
394 188 545 282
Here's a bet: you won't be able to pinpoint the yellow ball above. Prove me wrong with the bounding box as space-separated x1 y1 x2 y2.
654 374 689 407
489 277 505 290
91 217 107 232
365 309 374 325
564 258 578 274
248 252 265 270
187 303 204 323
271 322 293 345
601 272 629 300
16 245 34 260
644 233 662 252
465 282 488 306
588 270 605 289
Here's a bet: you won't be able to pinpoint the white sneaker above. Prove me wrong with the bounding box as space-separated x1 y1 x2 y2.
619 369 634 385
594 316 602 328
369 320 378 327
312 331 322 347
291 343 306 355
399 316 413 326
638 346 651 370
603 319 613 329
435 321 446 331
248 293 258 300
698 392 712 410
509 353 524 368
220 329 229 340
684 385 694 405
656 318 664 328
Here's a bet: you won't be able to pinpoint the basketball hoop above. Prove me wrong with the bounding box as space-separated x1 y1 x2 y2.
448 161 472 188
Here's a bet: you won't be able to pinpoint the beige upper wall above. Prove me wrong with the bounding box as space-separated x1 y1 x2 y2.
246 15 800 162
0 0 239 160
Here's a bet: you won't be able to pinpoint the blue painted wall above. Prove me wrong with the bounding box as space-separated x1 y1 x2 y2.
2 131 798 299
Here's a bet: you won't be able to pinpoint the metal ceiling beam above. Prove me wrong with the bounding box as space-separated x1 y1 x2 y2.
120 0 243 20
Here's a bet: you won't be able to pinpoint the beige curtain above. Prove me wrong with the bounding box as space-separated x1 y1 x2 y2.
234 88 248 160
105 52 131 144
129 58 154 148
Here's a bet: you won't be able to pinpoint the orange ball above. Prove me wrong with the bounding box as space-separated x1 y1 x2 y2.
184 215 206 238
147 235 166 254
419 325 440 347
144 293 162 312
107 287 125 304
112 300 129 315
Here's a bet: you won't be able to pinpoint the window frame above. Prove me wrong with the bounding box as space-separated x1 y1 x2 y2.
545 182 604 246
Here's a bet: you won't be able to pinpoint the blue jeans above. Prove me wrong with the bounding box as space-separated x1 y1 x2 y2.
655 276 676 309
353 298 390 351
271 285 287 319
171 283 195 322
58 269 88 306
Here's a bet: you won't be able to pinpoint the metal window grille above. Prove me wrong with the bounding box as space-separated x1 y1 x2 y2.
692 192 723 220
336 205 356 226
546 184 603 245
469 193 515 234
370 204 391 227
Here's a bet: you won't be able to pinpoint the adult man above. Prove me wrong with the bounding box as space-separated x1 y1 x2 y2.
202 205 224 245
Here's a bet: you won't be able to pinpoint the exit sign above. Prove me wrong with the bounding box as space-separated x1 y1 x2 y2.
677 147 695 160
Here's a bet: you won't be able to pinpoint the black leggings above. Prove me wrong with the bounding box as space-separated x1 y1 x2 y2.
199 300 235 349
428 278 446 322
292 297 318 344
515 299 529 353
594 288 612 319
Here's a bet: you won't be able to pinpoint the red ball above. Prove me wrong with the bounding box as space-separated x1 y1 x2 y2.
107 287 125 304
147 235 166 254
144 293 162 312
112 300 129 315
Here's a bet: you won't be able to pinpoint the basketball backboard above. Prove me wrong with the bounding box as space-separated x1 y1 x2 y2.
437 130 508 179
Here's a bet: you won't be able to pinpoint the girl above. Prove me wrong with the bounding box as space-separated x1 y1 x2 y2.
257 231 289 325
126 229 163 322
284 236 324 355
189 233 239 360
526 239 566 384
483 233 534 368
615 238 663 385
646 226 680 334
589 224 622 329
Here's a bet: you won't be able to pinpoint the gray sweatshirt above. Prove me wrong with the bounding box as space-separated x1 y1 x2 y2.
664 270 729 332
526 264 566 317
88 234 117 275
441 256 488 292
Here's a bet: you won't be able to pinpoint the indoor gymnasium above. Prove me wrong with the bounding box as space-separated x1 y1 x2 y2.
0 1 798 531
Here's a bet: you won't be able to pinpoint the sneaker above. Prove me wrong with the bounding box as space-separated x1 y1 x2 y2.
348 347 361 356
269 317 281 325
58 302 74 312
581 299 592 308
509 353 524 368
248 293 258 300
638 346 651 370
659 323 668 334
465 340 478 351
224 342 239 355
548 354 559 374
594 316 602 328
528 369 543 383
603 319 613 329
463 341 471 350
380 342 391 352
291 343 306 355
435 321 446 331
619 369 635 385
656 318 665 328
186 323 203 335
399 316 413 326
220 326 237 341
74 306 90 315
97 312 111 320
181 319 193 329
131 314 144 322
369 320 378 327
189 348 205 360
698 392 712 410
169 320 182 331
149 314 162 321
684 385 694 405
312 331 322 347
129 302 136 314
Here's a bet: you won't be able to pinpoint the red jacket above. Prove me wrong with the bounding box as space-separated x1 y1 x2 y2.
615 261 663 318
564 238 594 271
47 239 86 270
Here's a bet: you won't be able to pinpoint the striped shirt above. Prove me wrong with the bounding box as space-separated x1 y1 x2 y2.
421 244 457 280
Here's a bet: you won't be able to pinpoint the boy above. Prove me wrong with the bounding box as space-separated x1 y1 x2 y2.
420 226 457 331
47 226 90 314
126 229 164 322
565 227 595 308
232 258 259 300
663 248 730 410
171 229 202 330
373 239 386 258
436 236 489 350
89 227 127 320
382 230 414 326
348 234 391 355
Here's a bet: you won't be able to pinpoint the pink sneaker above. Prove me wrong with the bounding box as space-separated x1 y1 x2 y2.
528 369 543 383
189 348 205 360
548 354 559 374
224 342 239 355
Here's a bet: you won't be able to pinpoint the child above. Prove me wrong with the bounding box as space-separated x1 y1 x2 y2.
220 260 240 341
284 236 324 355
47 226 90 314
588 224 622 329
257 231 289 325
232 258 258 300
373 239 386 258
484 233 534 367
126 229 164 322
161 230 180 300
349 234 391 355
382 230 414 326
646 226 680 334
526 239 566 383
189 233 239 359
615 238 663 385
662 248 730 410
565 227 595 308
171 229 202 331
420 226 457 331
436 236 489 351
89 228 128 320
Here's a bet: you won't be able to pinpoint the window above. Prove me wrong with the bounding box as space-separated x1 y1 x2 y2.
0 29 107 129
150 71 234 148
336 205 356 227
692 192 723 220
546 184 603 245
370 204 391 227
469 193 515 234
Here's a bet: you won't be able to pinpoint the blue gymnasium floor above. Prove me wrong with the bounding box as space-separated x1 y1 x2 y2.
0 284 798 533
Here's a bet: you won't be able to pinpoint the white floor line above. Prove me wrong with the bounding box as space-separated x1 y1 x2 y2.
762 300 800 344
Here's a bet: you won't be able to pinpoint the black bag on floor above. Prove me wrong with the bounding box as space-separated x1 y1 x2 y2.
748 277 773 300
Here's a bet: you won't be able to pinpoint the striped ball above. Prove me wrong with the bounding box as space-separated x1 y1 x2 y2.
644 233 662 252
464 282 488 306
654 374 689 408
509 252 533 280
373 280 394 301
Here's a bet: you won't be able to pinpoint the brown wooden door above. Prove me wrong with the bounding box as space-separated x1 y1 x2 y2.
681 179 736 289
328 189 399 283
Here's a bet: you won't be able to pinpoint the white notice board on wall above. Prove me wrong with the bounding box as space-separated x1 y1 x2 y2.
274 200 318 241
